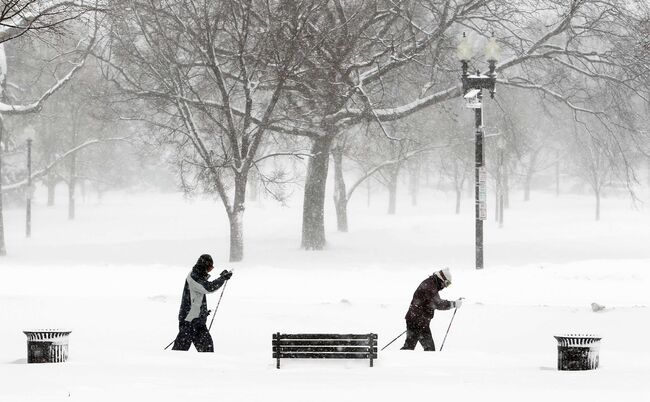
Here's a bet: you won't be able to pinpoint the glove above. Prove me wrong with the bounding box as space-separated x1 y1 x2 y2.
453 298 463 309
220 270 233 280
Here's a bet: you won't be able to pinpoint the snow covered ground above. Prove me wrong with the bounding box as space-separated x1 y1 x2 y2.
1 188 649 401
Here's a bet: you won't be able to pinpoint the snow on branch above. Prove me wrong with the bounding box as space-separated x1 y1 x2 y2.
326 1 643 130
1 137 129 192
0 59 86 114
325 85 462 124
0 0 100 44
253 150 313 164
498 78 603 116
0 11 97 114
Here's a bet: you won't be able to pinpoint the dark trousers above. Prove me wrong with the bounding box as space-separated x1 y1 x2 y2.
172 319 214 352
401 318 436 351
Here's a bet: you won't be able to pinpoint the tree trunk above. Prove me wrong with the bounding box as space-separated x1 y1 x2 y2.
503 164 510 208
595 189 600 221
47 174 56 207
0 125 5 256
228 176 247 262
0 191 4 256
228 209 244 262
247 171 259 202
332 147 348 232
498 194 504 228
496 150 502 222
524 149 540 202
454 162 463 215
301 134 334 250
524 173 532 202
408 159 420 206
497 150 504 227
494 189 499 222
366 178 371 208
68 150 76 220
387 164 399 215
555 150 560 197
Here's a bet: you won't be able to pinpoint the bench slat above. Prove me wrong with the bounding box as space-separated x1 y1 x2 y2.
274 346 376 353
274 352 378 359
273 339 373 346
275 334 376 340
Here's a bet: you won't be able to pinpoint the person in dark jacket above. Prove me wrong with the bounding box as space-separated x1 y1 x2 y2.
401 268 462 351
172 254 233 352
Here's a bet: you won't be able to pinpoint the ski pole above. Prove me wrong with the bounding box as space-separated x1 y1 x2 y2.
381 330 407 351
208 279 229 331
439 308 458 351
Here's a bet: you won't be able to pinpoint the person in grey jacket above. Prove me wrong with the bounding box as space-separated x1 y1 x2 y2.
172 254 232 352
401 268 462 351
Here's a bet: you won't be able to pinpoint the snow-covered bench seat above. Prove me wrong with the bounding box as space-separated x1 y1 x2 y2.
272 332 378 369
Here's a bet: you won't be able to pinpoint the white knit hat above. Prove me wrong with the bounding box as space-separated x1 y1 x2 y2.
435 268 452 284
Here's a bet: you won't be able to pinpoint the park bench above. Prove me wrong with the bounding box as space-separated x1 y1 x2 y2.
272 332 378 369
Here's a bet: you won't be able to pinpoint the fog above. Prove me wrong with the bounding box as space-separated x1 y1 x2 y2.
1 1 649 401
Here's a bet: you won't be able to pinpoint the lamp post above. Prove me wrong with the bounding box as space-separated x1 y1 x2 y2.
457 33 499 270
26 138 33 238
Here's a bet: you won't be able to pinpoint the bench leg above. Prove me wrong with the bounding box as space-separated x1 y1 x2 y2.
369 333 375 367
275 332 281 369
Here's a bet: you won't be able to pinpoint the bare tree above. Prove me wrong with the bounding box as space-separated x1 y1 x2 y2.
333 124 449 231
280 0 650 250
438 143 472 214
100 0 316 261
0 2 96 256
569 125 616 221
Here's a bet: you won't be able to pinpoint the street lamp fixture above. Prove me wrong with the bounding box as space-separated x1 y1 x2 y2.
460 33 498 99
457 32 499 270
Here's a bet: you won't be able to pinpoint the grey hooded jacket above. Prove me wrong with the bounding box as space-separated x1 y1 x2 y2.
178 268 227 323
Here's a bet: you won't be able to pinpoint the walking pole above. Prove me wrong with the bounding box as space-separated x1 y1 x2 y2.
381 330 407 351
439 308 458 351
208 279 229 331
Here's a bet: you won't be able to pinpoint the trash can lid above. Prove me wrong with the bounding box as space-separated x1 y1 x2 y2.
23 329 72 339
554 334 602 347
554 333 601 339
23 328 72 334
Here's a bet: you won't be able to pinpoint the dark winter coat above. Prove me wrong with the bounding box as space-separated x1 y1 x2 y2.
405 275 454 323
177 267 227 324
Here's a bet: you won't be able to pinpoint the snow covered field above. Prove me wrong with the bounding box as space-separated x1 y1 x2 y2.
1 189 649 401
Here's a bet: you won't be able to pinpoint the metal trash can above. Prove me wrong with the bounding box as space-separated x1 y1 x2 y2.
554 334 601 371
23 329 72 363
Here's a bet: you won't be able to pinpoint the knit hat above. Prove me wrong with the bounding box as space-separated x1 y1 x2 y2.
194 254 214 272
434 268 452 286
